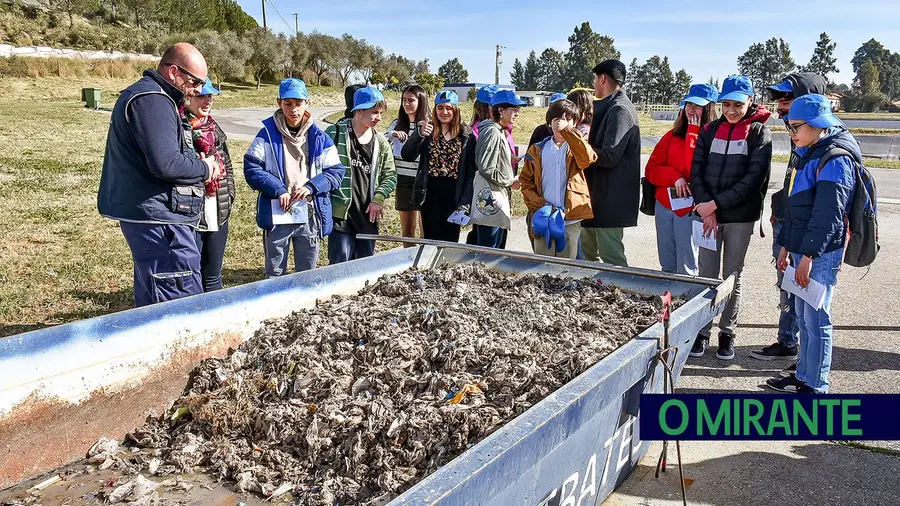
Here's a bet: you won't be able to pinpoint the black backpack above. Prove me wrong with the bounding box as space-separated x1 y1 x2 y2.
816 148 880 267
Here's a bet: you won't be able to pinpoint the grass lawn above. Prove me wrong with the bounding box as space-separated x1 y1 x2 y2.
0 77 526 336
214 82 401 110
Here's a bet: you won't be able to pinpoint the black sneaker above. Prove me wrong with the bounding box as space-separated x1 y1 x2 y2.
689 335 709 358
766 375 815 393
750 342 799 361
716 332 735 361
779 362 797 378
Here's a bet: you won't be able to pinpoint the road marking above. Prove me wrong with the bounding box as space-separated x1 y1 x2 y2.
882 197 900 206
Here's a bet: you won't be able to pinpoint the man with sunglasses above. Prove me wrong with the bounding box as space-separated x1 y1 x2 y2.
98 42 223 307
749 72 826 367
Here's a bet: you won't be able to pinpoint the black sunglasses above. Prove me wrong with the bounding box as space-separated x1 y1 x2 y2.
787 121 808 134
164 63 204 87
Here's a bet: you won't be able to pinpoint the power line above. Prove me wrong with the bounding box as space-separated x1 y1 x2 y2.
265 0 295 36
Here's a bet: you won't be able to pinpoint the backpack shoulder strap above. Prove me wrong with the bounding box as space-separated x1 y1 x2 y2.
815 147 854 177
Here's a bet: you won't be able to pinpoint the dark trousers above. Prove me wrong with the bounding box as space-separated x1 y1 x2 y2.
475 225 508 249
195 221 229 292
120 222 202 307
327 229 376 264
421 177 461 242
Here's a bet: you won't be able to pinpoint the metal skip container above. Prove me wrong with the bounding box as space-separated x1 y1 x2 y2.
0 241 734 503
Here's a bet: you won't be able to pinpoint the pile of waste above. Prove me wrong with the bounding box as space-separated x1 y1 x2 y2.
115 264 662 505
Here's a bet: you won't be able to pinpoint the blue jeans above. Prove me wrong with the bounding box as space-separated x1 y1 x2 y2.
120 222 202 307
773 222 799 348
327 229 376 264
264 222 319 277
475 225 508 249
654 201 698 275
792 249 841 393
195 221 229 291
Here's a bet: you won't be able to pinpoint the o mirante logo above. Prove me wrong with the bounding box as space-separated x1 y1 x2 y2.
640 394 900 441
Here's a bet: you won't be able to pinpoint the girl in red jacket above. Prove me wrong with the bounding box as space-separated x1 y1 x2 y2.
645 84 718 275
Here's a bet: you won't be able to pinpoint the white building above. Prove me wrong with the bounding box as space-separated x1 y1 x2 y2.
516 91 555 107
440 82 516 102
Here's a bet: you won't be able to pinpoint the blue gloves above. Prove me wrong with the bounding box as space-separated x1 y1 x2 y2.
531 204 567 253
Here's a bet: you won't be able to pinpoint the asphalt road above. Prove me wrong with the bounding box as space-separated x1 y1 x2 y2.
215 106 341 142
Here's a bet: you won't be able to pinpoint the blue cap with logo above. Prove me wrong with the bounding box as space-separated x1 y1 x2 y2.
787 94 842 129
435 90 459 106
352 86 385 112
680 83 719 107
549 92 567 104
719 75 754 103
767 79 793 94
199 78 220 96
476 85 500 104
279 78 308 100
490 89 527 107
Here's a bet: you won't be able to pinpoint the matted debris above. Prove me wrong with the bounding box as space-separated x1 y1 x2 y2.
120 264 663 505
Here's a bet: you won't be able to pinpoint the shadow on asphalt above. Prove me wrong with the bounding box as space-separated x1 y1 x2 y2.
679 345 900 387
622 441 900 505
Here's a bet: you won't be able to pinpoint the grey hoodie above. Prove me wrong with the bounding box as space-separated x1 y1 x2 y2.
475 119 515 192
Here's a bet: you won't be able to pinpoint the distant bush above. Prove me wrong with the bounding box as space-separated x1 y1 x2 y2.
0 55 148 78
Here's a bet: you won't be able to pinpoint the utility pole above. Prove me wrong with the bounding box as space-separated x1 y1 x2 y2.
293 13 299 37
261 0 267 30
495 45 504 85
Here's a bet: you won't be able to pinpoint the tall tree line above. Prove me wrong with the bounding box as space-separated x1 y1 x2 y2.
509 22 620 92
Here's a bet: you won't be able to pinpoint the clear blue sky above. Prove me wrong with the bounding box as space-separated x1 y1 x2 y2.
237 0 900 88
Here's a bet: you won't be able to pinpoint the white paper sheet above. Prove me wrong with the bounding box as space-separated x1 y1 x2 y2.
271 199 309 225
668 187 694 211
203 195 218 232
782 265 827 310
692 220 717 251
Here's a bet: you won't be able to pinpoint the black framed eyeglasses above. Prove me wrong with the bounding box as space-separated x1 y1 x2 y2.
164 62 204 87
787 122 808 134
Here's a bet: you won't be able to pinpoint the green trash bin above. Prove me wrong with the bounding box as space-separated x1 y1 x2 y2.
82 88 101 109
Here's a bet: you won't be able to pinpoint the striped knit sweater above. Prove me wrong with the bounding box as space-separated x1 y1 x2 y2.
325 118 397 220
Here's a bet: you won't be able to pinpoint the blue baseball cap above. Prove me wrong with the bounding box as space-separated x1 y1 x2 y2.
279 78 308 100
767 79 793 94
352 86 385 112
476 85 500 103
680 83 719 107
435 90 459 106
719 75 754 103
549 92 567 104
490 89 526 107
199 78 220 96
787 94 842 129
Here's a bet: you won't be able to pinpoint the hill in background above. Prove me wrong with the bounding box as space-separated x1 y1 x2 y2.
0 0 256 55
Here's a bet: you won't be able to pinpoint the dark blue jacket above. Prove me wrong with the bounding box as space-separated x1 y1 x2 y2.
777 127 860 258
98 70 209 225
243 116 345 236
